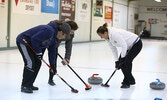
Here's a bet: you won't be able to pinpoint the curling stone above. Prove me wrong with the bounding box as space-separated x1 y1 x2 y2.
150 79 166 90
154 98 162 100
88 74 103 85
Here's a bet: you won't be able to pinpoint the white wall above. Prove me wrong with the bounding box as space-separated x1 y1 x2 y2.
113 2 128 30
139 0 167 37
91 0 113 41
73 0 91 42
10 0 59 46
0 1 8 47
128 1 139 33
0 0 141 48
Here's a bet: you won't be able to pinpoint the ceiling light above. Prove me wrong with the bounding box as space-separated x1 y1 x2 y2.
155 0 161 2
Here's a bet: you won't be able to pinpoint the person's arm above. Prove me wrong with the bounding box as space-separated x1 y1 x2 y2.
48 40 57 65
31 29 52 54
105 40 119 61
114 32 127 58
64 35 74 60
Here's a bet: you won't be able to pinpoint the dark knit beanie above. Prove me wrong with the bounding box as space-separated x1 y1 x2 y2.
60 22 71 40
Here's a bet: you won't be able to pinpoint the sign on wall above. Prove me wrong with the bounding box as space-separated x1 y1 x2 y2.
105 6 112 22
61 0 75 21
12 0 41 15
143 6 167 13
96 0 103 8
0 0 5 8
41 0 59 14
77 0 90 22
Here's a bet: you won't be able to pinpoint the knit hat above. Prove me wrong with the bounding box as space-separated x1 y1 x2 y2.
60 22 71 40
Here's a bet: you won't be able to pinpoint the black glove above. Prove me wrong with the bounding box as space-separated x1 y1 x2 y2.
115 61 122 70
61 58 69 66
36 53 42 60
50 64 57 75
119 57 126 65
115 57 126 70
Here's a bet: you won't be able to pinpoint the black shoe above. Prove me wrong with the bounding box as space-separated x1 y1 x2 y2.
121 81 135 85
31 86 39 91
21 86 33 93
48 80 56 86
121 84 130 88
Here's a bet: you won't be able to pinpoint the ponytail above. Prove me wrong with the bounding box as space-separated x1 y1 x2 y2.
96 23 108 34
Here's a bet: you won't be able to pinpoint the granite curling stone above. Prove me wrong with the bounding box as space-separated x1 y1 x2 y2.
88 74 103 84
150 79 166 90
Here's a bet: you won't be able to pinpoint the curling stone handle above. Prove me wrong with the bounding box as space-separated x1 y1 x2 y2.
92 74 99 78
156 79 162 83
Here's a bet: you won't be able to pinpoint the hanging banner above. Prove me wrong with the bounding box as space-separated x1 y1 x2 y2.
61 0 75 21
96 0 103 8
94 2 103 17
41 0 59 14
12 0 41 15
77 0 90 22
114 10 120 22
105 6 112 22
0 0 5 8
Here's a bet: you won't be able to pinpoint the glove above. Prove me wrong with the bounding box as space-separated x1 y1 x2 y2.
119 57 126 65
50 64 57 75
36 53 42 60
115 61 122 70
61 58 69 66
115 57 126 70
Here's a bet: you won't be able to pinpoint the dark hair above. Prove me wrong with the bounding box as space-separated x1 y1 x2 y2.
65 21 78 31
96 23 108 34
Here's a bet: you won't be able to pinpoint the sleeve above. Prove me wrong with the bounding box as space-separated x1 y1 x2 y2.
105 40 119 61
31 29 52 54
113 32 127 58
48 40 57 65
64 36 73 60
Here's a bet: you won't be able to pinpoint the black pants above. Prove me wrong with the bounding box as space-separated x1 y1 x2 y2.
121 39 142 85
17 42 45 87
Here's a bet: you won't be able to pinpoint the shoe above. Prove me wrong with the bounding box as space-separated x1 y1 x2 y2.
48 80 56 86
121 81 135 85
31 86 39 91
21 86 33 93
121 84 130 88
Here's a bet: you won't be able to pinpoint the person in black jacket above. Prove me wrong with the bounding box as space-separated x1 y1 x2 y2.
48 20 78 86
16 21 71 93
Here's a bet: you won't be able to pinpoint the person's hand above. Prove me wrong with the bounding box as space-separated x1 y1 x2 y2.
115 57 126 70
36 53 42 60
119 57 126 66
115 61 122 70
61 58 69 66
50 64 57 74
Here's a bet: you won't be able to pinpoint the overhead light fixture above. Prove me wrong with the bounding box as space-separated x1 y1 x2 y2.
155 0 161 2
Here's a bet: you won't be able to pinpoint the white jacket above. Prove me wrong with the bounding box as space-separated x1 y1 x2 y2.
105 27 138 61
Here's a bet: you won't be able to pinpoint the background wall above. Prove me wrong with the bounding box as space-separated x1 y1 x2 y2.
10 0 59 46
128 1 139 33
2 0 166 49
91 0 113 41
0 0 8 47
73 0 91 42
139 0 167 37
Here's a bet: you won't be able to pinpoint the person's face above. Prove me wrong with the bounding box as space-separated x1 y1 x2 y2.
98 32 108 39
57 31 66 40
70 30 75 35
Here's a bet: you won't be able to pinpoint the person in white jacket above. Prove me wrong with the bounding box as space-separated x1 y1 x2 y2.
97 23 142 88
